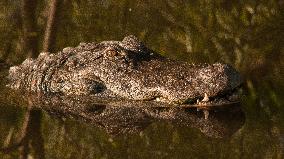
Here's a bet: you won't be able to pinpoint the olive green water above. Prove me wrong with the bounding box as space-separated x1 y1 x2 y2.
0 0 283 158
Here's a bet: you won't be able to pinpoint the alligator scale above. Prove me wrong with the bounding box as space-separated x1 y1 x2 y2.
7 35 242 107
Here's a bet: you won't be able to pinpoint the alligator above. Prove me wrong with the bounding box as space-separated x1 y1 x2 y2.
7 35 242 107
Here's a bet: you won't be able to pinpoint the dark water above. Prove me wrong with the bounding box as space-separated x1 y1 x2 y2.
0 0 283 158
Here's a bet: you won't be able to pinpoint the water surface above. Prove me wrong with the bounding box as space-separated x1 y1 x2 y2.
0 0 283 158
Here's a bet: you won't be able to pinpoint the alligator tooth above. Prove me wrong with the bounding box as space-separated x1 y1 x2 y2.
196 99 200 105
202 93 209 102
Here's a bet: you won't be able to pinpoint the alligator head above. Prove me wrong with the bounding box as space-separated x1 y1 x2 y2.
8 35 242 106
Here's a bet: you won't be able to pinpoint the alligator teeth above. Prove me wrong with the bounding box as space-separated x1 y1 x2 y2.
197 99 200 105
201 93 209 102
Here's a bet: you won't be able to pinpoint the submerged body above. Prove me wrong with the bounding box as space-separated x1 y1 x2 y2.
8 35 241 105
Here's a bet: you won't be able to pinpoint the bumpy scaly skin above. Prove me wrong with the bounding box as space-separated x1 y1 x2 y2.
8 35 241 104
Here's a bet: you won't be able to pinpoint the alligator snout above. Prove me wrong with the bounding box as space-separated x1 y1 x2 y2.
179 63 242 106
197 63 242 96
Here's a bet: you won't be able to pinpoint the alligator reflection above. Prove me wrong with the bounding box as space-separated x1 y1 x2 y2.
29 94 245 138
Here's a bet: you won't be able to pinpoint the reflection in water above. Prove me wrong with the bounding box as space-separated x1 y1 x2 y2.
27 94 245 138
0 106 45 159
0 92 245 158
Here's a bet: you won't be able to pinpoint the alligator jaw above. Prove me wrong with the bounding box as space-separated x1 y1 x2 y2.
190 87 241 119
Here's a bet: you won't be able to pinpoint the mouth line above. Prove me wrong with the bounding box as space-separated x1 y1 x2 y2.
183 87 241 107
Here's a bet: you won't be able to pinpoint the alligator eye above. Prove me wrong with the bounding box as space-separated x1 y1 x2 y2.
105 48 118 57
